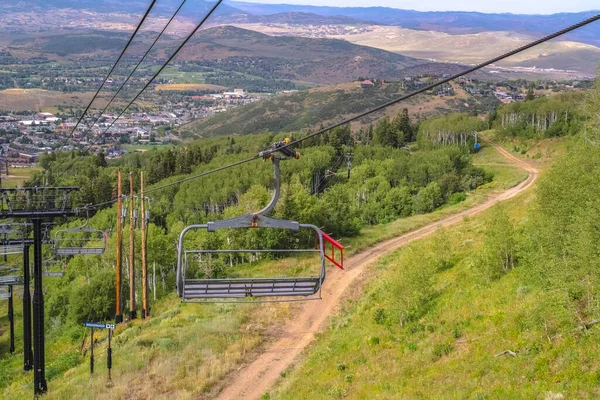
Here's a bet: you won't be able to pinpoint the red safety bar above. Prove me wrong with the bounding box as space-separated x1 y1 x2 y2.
321 232 344 270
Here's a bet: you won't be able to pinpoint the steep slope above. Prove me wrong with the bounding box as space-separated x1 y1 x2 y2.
266 139 600 399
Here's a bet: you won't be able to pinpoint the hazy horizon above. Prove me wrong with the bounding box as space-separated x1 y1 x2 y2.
232 0 599 15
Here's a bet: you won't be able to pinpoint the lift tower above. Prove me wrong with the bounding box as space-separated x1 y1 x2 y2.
0 187 79 396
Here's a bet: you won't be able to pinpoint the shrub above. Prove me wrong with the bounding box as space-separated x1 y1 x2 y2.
450 192 467 205
432 343 454 361
67 269 116 324
373 308 386 325
414 182 443 214
478 205 518 281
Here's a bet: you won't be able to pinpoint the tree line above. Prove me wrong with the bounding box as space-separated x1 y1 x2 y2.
492 94 584 138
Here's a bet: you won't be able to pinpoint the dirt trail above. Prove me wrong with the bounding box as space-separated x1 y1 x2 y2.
216 141 538 400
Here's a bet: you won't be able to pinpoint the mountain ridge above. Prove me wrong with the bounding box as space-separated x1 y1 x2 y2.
227 2 600 45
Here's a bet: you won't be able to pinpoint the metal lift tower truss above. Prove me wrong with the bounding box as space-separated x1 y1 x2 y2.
0 222 54 370
0 187 79 396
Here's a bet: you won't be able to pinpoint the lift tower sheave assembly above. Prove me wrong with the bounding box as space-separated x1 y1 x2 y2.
0 187 79 396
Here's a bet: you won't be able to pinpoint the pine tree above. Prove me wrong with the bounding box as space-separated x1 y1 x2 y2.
373 117 398 148
526 85 535 101
397 108 413 142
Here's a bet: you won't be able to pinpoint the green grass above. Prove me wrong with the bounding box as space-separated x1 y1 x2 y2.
486 131 575 169
268 184 600 399
0 294 293 400
0 142 531 398
120 144 175 153
2 167 41 188
156 66 206 84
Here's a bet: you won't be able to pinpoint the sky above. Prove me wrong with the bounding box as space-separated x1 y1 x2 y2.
234 0 599 15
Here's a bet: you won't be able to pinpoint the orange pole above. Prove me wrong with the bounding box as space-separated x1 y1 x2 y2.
115 170 123 323
140 171 148 319
128 172 136 320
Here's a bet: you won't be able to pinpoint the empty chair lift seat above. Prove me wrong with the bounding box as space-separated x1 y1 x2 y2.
176 143 344 302
54 226 107 256
183 277 322 299
177 220 328 301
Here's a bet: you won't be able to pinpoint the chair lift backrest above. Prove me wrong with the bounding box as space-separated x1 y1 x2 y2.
42 257 65 277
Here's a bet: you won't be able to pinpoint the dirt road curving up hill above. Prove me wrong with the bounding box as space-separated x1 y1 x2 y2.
216 140 538 400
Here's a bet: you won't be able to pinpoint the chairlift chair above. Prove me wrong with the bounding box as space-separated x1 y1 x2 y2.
42 257 65 278
53 218 107 256
0 244 24 256
176 139 344 302
0 265 19 274
0 275 21 285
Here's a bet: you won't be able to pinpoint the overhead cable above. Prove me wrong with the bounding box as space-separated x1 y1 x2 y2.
77 0 189 144
57 0 157 151
76 12 600 211
53 0 224 182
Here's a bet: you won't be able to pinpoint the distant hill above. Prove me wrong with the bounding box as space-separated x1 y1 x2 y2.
7 26 423 86
10 31 132 56
306 26 600 74
224 11 372 25
184 79 494 138
11 1 600 47
170 26 422 85
227 2 600 46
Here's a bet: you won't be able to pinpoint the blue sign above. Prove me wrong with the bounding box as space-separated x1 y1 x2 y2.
474 143 481 150
84 322 115 329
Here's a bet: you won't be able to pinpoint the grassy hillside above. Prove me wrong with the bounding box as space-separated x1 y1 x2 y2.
265 137 600 399
185 81 496 138
0 141 527 399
